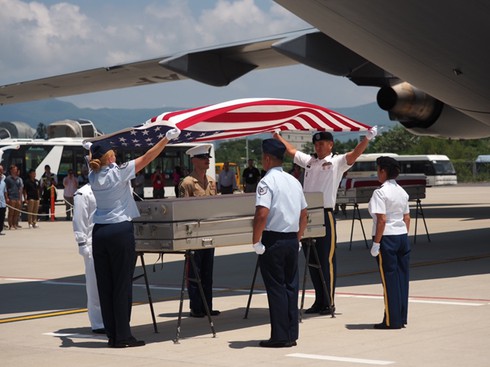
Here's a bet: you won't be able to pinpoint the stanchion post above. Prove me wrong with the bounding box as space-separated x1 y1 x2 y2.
50 185 55 221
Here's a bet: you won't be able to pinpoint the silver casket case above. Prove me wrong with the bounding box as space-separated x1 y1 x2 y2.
133 192 325 252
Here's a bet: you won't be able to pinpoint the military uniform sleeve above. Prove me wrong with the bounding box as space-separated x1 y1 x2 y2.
72 191 91 245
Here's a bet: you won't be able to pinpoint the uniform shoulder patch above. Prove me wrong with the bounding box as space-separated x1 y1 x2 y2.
258 185 268 196
120 162 129 169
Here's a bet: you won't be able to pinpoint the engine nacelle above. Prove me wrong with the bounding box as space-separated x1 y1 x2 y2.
376 82 490 139
377 82 443 126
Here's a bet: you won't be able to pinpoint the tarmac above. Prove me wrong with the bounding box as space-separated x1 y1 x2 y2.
1 183 489 367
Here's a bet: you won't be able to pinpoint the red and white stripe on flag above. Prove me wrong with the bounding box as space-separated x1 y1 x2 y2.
87 98 371 148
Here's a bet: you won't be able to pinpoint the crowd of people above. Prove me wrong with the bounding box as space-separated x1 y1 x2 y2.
3 125 412 348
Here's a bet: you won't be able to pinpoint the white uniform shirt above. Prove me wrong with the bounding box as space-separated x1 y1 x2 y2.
88 160 139 224
73 184 96 245
256 166 307 233
368 179 410 236
294 151 351 208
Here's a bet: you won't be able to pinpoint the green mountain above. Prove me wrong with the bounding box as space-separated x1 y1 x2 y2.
0 99 397 138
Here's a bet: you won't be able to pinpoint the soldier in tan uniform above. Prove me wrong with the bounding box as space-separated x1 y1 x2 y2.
179 144 220 317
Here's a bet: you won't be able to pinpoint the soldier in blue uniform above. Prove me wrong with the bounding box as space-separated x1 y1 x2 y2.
88 127 180 348
368 156 411 329
253 139 308 348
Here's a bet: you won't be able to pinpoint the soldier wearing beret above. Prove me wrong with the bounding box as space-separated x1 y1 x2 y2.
368 156 410 329
253 139 308 348
274 126 377 315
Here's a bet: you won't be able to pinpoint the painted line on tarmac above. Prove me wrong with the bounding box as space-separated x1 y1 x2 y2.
0 309 88 324
335 294 485 306
287 353 394 365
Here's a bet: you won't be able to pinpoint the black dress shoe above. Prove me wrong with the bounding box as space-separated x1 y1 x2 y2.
373 323 402 330
92 328 106 334
319 307 332 315
210 310 221 316
113 337 146 348
108 338 115 347
259 340 297 348
304 304 322 314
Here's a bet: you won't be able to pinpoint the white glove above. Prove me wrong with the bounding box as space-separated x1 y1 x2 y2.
165 128 181 140
298 241 302 252
366 125 378 141
78 243 91 257
253 242 266 255
370 242 380 257
82 141 93 150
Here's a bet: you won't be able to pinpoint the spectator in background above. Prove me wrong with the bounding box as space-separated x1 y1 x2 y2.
151 166 165 198
0 165 6 235
217 161 237 194
40 165 57 219
5 165 23 230
242 159 261 193
63 169 78 221
23 169 40 228
172 166 183 197
131 171 145 201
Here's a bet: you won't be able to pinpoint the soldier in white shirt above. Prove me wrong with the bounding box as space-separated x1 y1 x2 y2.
368 156 410 329
72 183 104 334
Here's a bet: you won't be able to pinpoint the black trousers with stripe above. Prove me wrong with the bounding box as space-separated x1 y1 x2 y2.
376 234 410 328
305 208 337 309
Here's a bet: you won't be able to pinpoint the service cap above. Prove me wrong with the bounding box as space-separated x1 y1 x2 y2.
262 139 286 160
186 144 213 158
312 131 333 143
376 156 400 170
90 141 113 160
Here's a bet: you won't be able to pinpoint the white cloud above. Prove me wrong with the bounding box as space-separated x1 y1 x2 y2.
0 0 377 109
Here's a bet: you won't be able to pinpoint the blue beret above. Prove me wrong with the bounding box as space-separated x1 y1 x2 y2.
262 139 286 160
312 131 333 143
90 141 113 160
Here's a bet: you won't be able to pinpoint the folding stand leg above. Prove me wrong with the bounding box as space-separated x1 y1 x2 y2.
173 253 188 344
244 257 260 319
301 239 335 318
414 199 431 244
138 253 158 333
299 239 312 322
349 203 369 250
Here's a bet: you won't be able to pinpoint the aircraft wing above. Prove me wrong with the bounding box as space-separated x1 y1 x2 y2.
0 35 298 105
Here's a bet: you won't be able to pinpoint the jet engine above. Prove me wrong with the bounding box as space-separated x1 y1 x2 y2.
376 82 490 139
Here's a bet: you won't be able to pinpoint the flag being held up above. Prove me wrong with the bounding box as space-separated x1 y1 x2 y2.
86 98 371 149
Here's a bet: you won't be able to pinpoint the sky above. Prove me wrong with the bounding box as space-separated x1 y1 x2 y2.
0 0 379 110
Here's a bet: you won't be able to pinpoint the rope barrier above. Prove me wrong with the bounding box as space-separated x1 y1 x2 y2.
4 199 74 217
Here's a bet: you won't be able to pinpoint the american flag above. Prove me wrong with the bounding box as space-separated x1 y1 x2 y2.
87 98 371 148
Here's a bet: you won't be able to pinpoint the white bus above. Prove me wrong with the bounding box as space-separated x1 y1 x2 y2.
0 137 216 198
347 153 458 186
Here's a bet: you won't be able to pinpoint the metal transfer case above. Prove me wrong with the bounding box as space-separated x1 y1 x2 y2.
133 192 325 252
336 175 427 205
